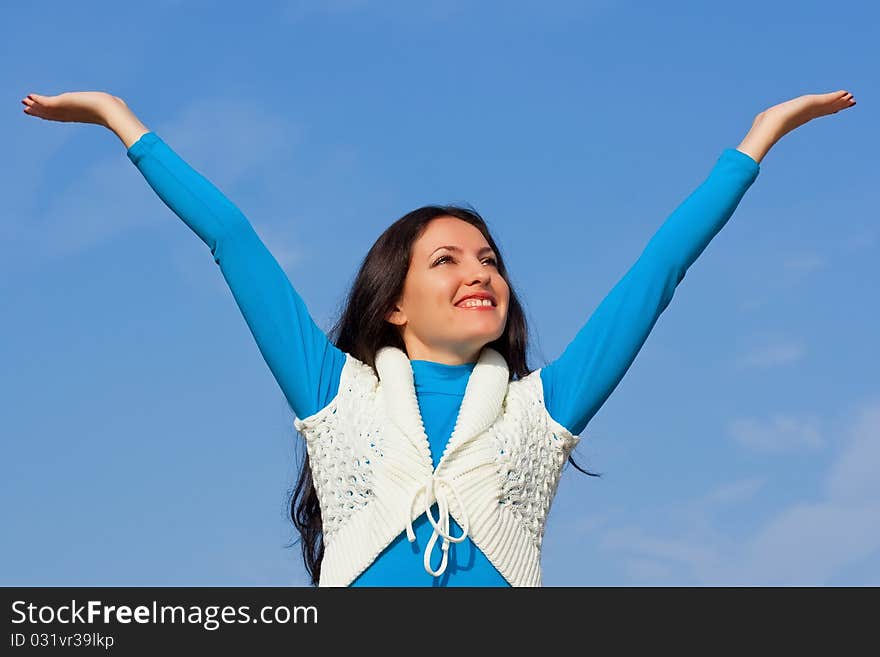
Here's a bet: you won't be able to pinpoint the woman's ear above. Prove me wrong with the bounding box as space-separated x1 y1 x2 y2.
385 304 406 327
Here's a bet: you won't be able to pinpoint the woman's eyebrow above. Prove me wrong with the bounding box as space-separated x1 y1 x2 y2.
429 245 496 258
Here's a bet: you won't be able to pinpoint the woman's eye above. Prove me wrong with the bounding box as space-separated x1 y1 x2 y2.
433 255 498 267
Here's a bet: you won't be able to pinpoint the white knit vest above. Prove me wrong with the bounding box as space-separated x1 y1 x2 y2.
292 345 580 587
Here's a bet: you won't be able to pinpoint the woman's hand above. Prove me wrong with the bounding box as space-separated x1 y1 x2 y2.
22 91 150 149
21 91 125 127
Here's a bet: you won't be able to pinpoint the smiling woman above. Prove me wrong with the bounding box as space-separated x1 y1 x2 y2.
21 87 856 587
384 216 511 365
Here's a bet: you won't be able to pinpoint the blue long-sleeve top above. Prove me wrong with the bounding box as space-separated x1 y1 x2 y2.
126 132 759 586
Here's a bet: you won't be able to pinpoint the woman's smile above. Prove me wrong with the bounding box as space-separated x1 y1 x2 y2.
455 303 496 311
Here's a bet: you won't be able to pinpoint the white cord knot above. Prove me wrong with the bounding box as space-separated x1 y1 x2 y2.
405 475 470 577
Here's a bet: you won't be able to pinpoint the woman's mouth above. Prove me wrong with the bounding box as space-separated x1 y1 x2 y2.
455 299 496 311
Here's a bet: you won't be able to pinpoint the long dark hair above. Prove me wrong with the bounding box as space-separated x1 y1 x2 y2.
287 203 600 586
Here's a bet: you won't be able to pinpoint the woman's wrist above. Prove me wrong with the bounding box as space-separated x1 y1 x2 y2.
102 98 150 150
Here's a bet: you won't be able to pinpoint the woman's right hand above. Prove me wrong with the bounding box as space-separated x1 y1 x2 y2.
21 91 125 127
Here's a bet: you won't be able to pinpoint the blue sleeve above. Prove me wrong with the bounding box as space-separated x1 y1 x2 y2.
541 147 760 436
126 131 346 420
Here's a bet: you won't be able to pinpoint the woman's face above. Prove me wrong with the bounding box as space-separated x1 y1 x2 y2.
386 216 510 365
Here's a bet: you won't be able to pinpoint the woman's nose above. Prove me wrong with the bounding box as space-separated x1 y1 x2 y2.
466 270 490 284
465 262 491 282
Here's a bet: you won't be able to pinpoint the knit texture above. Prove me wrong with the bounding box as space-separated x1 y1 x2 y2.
293 345 580 586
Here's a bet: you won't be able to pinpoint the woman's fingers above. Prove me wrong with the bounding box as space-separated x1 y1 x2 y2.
22 94 51 119
19 91 112 125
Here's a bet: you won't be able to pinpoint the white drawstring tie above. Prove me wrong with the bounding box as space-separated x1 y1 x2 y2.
406 475 470 577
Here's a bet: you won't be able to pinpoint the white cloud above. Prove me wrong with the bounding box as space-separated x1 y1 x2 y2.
728 413 823 452
825 401 880 502
622 557 673 582
588 397 880 585
781 253 827 275
701 477 766 506
734 499 880 585
600 527 718 566
33 155 154 262
737 251 827 313
155 99 302 185
838 226 878 253
556 512 611 538
278 1 619 26
13 98 304 270
281 0 371 23
251 221 305 272
166 217 305 299
734 339 806 369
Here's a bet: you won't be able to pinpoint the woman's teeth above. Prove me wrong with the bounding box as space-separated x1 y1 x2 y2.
457 299 493 308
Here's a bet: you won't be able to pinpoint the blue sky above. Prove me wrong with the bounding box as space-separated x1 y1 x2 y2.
2 0 877 586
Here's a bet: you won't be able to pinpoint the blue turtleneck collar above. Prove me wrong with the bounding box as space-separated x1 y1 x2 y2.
409 358 476 394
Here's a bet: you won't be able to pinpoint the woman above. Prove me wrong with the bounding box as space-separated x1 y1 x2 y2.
21 89 856 587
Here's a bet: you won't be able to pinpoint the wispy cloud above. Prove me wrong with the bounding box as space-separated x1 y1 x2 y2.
734 498 880 585
622 557 673 582
11 99 304 274
280 0 372 23
600 527 719 566
734 338 807 369
825 402 880 503
781 253 827 276
701 477 766 506
33 155 154 262
278 0 617 26
587 397 880 585
155 98 303 185
838 226 878 253
727 413 824 452
738 251 828 312
166 217 306 298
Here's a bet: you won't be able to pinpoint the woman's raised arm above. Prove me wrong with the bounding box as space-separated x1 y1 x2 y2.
540 90 855 438
22 91 347 421
540 147 760 438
